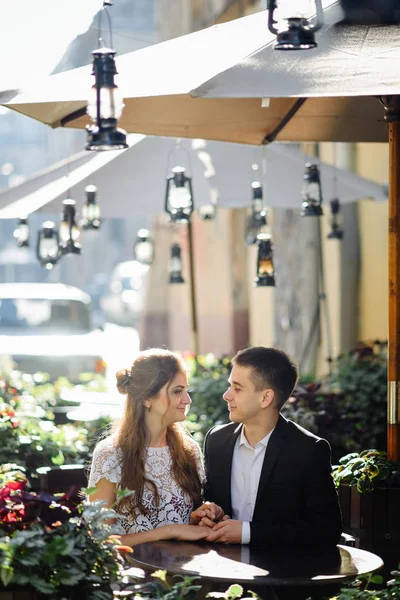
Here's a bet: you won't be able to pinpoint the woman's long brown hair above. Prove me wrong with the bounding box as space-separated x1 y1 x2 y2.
114 348 202 517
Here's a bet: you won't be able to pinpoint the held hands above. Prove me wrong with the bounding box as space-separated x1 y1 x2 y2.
168 524 211 542
205 519 243 544
190 501 226 527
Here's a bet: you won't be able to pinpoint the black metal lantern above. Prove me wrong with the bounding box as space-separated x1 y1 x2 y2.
169 243 185 284
80 185 102 230
59 199 82 255
36 221 60 269
134 228 154 265
165 166 194 222
327 198 344 239
301 163 323 216
267 0 324 50
86 47 128 151
245 181 268 245
255 233 276 287
13 217 29 248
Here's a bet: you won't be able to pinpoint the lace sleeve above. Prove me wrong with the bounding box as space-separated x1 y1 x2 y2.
88 437 122 488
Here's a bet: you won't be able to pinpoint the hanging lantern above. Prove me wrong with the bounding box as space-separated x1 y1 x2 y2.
59 199 82 255
327 198 344 239
169 243 185 284
134 228 154 265
255 233 276 287
13 217 29 248
86 47 128 151
245 181 267 245
267 0 324 50
80 185 102 230
165 166 194 222
301 163 323 216
36 221 60 269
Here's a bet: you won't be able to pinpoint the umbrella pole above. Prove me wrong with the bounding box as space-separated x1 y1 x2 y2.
187 218 200 359
382 96 400 462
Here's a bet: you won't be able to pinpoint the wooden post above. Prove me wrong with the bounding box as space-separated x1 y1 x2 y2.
382 96 400 462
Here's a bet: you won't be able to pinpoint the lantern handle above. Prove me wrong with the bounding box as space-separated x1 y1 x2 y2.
165 139 193 178
310 0 324 32
267 0 279 35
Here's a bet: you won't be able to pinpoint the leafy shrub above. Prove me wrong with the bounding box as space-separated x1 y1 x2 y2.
0 371 110 482
0 468 125 599
286 342 388 462
184 354 230 443
333 450 400 493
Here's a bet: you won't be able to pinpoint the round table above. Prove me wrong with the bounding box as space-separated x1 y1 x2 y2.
126 542 383 587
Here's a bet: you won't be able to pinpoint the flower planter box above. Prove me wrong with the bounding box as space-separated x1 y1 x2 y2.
339 484 400 573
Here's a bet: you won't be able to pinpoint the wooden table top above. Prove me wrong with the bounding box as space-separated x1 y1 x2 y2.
127 542 384 586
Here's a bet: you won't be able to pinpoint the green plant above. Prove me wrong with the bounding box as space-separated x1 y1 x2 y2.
208 583 260 599
333 450 400 493
0 371 110 482
132 571 261 600
324 565 400 599
184 354 230 443
0 470 127 599
284 342 388 462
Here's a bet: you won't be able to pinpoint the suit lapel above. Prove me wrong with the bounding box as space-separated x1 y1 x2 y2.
254 414 287 509
214 423 242 516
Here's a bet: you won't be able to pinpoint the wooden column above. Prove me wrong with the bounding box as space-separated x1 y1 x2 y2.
383 96 400 462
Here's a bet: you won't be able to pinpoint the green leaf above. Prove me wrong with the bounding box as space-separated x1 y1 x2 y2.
0 565 14 587
226 584 244 599
51 449 65 466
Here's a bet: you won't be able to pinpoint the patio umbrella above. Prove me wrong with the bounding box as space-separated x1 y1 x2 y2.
1 1 399 459
0 137 386 219
1 0 395 145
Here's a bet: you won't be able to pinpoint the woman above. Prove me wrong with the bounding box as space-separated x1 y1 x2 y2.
88 348 210 547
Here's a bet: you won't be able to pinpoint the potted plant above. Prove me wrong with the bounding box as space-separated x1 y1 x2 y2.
0 466 129 599
333 450 400 576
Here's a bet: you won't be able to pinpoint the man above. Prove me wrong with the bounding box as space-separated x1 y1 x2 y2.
192 346 342 546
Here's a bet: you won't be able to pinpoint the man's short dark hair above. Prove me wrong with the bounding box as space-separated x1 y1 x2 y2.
231 347 299 411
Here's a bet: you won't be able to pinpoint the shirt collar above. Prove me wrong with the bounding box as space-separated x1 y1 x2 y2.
239 426 274 449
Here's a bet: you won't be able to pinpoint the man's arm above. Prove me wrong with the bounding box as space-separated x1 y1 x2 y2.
250 439 342 546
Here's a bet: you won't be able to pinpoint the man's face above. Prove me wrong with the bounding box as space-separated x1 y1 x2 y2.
223 364 268 425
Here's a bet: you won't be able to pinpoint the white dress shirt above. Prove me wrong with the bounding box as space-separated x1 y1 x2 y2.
231 427 274 544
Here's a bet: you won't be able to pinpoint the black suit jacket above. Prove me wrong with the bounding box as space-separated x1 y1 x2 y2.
203 414 342 547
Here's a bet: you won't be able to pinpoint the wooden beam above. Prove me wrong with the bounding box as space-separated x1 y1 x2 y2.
383 96 400 462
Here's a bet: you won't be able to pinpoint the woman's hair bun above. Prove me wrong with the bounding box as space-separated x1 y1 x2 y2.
116 368 131 394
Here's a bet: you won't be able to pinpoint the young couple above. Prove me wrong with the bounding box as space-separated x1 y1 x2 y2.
89 346 342 548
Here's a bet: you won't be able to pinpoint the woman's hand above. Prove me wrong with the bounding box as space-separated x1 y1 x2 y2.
190 501 225 526
165 524 211 541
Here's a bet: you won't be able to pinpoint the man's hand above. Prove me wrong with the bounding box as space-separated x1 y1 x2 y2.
190 501 225 526
205 519 243 544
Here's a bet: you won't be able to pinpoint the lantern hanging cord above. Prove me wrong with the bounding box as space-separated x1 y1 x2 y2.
98 1 114 49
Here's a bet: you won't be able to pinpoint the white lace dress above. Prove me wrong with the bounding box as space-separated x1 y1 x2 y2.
88 435 204 534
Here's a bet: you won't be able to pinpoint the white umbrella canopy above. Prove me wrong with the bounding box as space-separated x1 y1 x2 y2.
2 0 396 144
0 136 387 219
